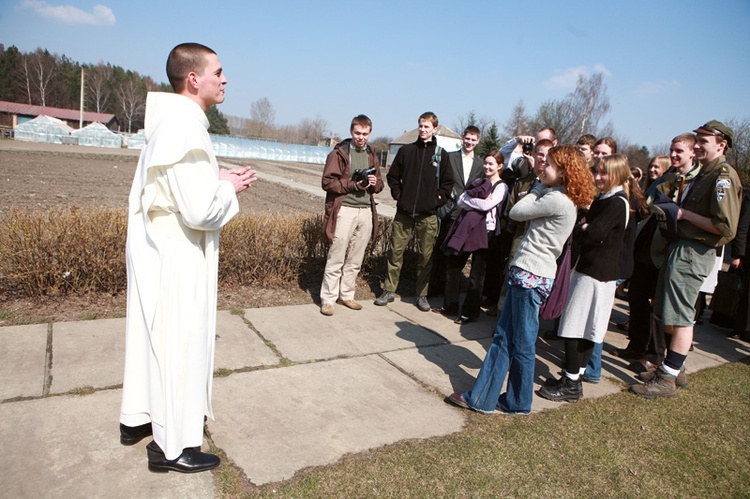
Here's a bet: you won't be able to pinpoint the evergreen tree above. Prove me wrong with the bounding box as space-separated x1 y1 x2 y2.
58 55 82 110
476 122 500 157
206 105 230 135
0 45 21 102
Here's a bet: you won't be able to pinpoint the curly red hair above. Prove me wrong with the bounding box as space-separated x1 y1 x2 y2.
548 145 596 208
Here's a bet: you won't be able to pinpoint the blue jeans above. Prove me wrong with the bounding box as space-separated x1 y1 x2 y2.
584 341 602 381
463 284 542 414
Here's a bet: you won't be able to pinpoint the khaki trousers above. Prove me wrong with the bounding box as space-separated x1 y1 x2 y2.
320 206 372 305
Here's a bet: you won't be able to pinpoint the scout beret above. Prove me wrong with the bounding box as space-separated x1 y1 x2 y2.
693 120 734 148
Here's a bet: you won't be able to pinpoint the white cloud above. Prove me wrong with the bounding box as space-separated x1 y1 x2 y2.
20 0 115 26
633 80 680 97
545 64 612 90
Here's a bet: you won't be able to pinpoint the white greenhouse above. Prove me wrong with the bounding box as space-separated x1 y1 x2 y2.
72 122 123 148
13 115 74 144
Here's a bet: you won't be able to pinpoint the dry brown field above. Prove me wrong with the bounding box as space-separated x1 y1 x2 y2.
0 139 362 325
0 139 326 214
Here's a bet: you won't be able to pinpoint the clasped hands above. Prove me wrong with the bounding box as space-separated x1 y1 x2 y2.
220 166 257 194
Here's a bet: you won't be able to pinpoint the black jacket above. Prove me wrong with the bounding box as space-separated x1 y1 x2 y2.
732 188 750 260
574 191 633 282
387 136 454 216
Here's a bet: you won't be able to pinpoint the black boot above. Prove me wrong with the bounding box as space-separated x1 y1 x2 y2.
538 375 582 403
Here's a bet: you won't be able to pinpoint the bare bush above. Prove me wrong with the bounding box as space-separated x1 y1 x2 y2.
0 209 399 299
0 208 127 297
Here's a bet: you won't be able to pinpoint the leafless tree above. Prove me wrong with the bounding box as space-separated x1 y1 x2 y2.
501 99 532 140
86 64 112 113
16 55 34 104
16 49 58 106
650 143 671 157
528 100 578 144
725 116 750 185
298 116 329 146
275 124 299 144
618 139 651 170
518 71 612 145
226 115 253 137
26 49 59 107
370 136 392 152
566 72 611 139
249 97 275 138
115 73 146 133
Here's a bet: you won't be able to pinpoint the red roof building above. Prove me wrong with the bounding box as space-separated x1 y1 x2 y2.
0 100 119 131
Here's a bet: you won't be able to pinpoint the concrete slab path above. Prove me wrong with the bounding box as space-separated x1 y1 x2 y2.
1 298 748 496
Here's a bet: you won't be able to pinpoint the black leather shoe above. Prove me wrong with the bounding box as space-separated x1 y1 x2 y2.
147 441 220 474
538 375 582 403
120 422 153 446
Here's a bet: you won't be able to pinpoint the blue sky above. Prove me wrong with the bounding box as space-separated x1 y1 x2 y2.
2 0 749 151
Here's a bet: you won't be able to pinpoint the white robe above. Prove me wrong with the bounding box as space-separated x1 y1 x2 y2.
120 92 239 460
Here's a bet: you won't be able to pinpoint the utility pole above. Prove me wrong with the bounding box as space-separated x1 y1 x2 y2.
79 66 84 129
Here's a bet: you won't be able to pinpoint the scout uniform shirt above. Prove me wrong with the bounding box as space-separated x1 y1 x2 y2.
656 155 742 248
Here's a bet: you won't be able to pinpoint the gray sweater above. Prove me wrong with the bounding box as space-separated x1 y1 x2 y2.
509 184 576 279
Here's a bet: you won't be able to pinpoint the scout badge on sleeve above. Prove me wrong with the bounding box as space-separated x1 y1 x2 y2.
716 177 731 202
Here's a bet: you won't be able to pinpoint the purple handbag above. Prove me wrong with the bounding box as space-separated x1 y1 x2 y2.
539 236 572 321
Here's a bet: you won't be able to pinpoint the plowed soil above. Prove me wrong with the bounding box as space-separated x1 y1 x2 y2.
0 140 376 325
0 140 325 214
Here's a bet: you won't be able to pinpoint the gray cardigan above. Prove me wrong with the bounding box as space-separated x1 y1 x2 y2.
509 184 576 279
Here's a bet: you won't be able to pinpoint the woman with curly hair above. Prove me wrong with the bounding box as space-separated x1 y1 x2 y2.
447 145 595 414
539 154 647 403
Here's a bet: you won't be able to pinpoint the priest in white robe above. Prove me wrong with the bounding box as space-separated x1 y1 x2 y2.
119 43 255 474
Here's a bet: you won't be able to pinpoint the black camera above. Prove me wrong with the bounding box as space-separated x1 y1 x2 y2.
353 167 376 184
521 139 534 155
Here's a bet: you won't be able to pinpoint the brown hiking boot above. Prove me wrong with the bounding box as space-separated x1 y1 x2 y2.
630 369 677 399
636 365 687 388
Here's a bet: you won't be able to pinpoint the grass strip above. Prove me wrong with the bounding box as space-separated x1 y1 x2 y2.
217 358 750 498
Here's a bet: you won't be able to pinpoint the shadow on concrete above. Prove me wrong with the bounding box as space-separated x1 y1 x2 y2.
394 320 485 393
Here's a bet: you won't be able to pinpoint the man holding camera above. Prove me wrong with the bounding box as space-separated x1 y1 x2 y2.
320 114 384 316
499 127 558 174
